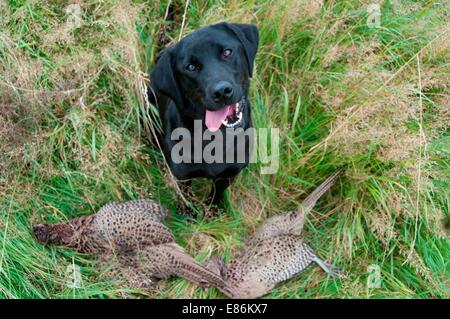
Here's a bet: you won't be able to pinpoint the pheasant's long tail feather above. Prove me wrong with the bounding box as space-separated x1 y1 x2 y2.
300 169 342 212
167 245 228 289
287 169 342 233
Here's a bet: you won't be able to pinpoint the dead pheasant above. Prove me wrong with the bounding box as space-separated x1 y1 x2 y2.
208 170 343 299
33 199 227 290
33 171 342 298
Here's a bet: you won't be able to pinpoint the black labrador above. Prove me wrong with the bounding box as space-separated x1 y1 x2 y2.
148 22 259 207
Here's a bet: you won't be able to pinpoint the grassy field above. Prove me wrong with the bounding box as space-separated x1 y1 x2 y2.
0 0 448 299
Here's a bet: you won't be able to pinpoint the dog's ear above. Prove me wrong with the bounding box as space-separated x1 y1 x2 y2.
148 46 184 107
225 23 259 77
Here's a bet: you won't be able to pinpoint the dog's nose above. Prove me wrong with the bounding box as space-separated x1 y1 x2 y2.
211 81 234 103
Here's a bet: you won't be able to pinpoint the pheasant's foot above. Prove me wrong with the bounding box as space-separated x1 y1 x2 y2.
314 257 344 278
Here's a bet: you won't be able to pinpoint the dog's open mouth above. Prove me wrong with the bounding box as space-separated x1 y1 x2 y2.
205 99 244 132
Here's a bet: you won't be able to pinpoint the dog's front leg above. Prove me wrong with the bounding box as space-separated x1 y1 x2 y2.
207 177 235 207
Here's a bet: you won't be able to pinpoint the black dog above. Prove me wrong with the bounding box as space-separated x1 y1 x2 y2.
148 22 259 207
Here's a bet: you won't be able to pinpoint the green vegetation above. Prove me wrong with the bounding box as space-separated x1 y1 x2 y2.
0 0 448 298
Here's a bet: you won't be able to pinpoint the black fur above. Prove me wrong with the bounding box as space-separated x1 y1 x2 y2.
148 22 259 206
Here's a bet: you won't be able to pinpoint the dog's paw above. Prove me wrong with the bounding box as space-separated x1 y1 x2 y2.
177 202 197 217
205 205 222 217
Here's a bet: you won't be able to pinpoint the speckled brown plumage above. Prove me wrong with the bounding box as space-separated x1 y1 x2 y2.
212 170 343 299
33 199 226 290
33 171 342 298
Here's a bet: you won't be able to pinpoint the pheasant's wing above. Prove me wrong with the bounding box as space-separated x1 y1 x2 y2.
266 236 317 283
98 199 169 222
139 243 227 289
268 237 342 280
236 236 316 285
93 200 175 249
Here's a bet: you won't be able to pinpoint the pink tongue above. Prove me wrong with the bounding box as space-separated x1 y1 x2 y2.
205 105 231 132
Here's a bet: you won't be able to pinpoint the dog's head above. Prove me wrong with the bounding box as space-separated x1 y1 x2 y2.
149 22 259 131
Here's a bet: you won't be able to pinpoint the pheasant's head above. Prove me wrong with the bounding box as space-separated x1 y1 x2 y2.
33 223 76 247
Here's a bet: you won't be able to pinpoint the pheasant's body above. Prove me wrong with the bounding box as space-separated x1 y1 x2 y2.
216 170 343 298
84 200 174 253
33 200 225 289
34 171 342 298
219 236 315 298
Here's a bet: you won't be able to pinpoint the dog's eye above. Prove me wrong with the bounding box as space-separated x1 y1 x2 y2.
222 49 232 59
186 64 197 71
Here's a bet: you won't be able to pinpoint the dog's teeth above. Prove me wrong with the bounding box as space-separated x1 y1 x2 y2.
221 108 243 128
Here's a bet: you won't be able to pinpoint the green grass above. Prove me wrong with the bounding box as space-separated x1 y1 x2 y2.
0 0 449 299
